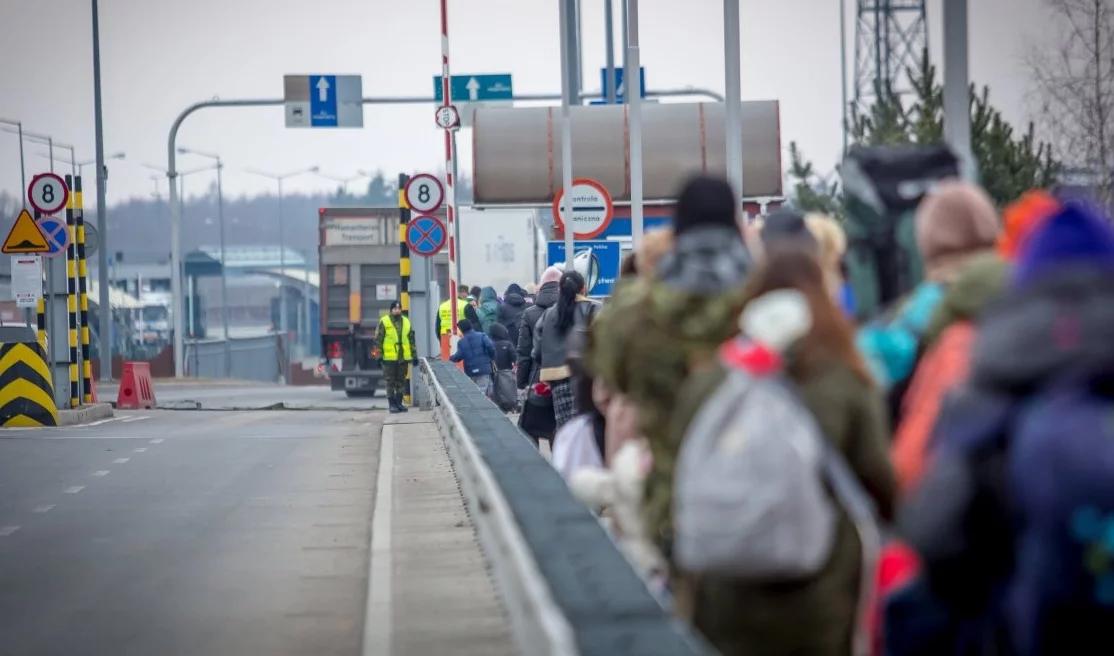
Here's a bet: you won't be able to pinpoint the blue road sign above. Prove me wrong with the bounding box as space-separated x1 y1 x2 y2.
546 241 620 297
592 67 647 104
407 214 447 257
598 214 671 239
309 74 338 127
36 216 69 257
433 74 513 103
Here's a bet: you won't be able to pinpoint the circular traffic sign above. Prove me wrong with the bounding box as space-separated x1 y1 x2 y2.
406 214 447 257
404 174 445 214
435 105 461 130
552 178 614 239
36 217 70 258
28 173 69 215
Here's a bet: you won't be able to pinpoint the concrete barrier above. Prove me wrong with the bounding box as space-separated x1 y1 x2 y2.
417 359 710 656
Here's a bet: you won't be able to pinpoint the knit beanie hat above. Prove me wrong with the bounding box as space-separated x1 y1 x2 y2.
762 208 818 250
915 181 999 273
1013 203 1114 287
539 265 564 286
674 176 739 236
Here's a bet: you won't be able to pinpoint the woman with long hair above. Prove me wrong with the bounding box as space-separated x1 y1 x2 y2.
533 270 598 429
671 246 896 656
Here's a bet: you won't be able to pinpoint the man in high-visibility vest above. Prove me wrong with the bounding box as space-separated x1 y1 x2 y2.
436 286 471 337
376 301 416 413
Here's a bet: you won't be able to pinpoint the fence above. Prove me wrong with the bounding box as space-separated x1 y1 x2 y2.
184 334 285 382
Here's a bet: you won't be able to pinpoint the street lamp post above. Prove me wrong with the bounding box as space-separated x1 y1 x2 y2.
39 151 125 179
91 0 111 381
177 147 232 377
245 166 319 369
314 169 370 196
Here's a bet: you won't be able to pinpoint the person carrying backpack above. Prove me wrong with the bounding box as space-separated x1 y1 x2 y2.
449 319 496 397
895 202 1114 656
671 247 895 656
476 286 500 332
498 283 528 346
487 322 517 411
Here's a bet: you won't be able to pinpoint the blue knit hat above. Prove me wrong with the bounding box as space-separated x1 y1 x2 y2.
1013 202 1114 287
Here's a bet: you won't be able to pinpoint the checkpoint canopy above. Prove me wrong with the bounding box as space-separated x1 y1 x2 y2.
284 74 363 128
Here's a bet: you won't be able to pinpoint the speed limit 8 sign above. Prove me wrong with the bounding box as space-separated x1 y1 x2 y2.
404 173 445 213
28 173 69 215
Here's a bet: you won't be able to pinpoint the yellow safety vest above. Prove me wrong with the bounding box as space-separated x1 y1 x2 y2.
378 314 413 361
438 298 468 335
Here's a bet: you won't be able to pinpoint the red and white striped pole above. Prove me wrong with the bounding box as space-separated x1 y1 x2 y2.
440 0 460 336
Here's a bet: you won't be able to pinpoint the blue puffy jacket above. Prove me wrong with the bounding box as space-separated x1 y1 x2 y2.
450 331 495 377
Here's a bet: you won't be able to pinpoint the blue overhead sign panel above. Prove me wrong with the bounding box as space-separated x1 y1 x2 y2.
284 74 363 128
592 67 647 104
547 241 620 297
433 74 514 102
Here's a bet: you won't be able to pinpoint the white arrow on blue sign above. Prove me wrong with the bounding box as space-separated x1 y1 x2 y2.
284 74 364 128
595 67 646 104
433 74 513 102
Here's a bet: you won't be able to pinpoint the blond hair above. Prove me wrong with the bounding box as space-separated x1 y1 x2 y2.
804 213 847 299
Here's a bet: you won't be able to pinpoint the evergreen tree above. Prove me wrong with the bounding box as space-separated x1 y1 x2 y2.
791 53 1060 211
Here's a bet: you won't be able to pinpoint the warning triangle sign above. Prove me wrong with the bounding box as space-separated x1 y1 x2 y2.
2 209 51 254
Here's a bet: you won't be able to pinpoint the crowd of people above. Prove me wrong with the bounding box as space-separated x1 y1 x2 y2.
443 172 1114 655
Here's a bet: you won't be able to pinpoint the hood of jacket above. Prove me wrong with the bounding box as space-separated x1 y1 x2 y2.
971 269 1114 392
655 226 750 295
479 286 499 304
533 281 559 309
486 322 510 342
503 291 526 308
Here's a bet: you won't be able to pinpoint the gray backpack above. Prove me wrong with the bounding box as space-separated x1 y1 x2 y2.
674 366 880 582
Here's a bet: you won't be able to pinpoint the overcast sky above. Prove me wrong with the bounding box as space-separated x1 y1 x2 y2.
0 0 1051 212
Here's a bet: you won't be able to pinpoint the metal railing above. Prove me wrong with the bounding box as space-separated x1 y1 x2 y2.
417 359 710 656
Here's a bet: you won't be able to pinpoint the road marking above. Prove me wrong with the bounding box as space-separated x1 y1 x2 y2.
112 458 130 464
121 416 149 424
150 438 164 444
92 470 110 477
133 447 147 453
0 526 19 536
63 486 85 494
363 425 393 656
32 505 55 513
80 417 123 428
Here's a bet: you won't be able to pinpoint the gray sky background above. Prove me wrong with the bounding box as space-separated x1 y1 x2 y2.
0 0 1051 212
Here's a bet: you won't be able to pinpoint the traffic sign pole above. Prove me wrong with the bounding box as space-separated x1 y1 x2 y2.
440 0 461 336
627 0 645 249
559 0 576 269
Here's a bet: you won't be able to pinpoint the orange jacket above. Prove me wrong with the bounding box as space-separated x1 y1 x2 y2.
892 321 977 495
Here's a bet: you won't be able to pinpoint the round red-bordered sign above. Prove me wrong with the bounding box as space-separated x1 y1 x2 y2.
406 214 447 257
552 178 614 239
435 105 461 130
404 173 445 214
28 173 69 215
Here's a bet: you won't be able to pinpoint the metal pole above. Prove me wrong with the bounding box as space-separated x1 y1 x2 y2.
169 158 183 376
840 0 849 154
435 2 462 334
559 0 576 267
628 0 645 247
215 160 232 377
621 0 629 105
451 133 463 286
16 124 26 205
303 254 311 353
724 0 744 212
92 0 111 381
942 0 971 166
605 0 616 104
574 0 584 105
277 177 286 342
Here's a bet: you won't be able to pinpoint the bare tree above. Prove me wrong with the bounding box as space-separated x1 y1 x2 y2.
1029 0 1114 204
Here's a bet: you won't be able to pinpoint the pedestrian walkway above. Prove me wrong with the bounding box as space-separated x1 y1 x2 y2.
366 412 514 656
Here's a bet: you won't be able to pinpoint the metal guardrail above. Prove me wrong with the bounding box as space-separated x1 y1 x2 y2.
417 359 710 656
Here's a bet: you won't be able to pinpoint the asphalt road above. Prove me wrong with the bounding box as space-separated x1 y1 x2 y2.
0 408 383 656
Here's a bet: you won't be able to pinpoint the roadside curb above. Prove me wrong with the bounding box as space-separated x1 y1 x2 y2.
57 403 114 427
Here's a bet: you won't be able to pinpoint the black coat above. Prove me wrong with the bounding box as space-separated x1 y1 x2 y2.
498 290 528 346
516 281 558 388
